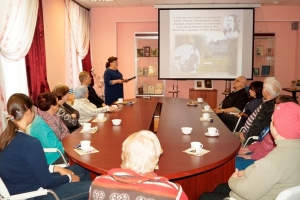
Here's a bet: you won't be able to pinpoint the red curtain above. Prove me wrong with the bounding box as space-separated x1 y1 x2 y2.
25 0 50 102
82 44 94 86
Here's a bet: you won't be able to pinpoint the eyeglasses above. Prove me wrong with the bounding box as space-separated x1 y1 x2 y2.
234 79 242 82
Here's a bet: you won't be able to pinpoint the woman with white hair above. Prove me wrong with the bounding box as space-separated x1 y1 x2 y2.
73 85 117 123
89 130 188 200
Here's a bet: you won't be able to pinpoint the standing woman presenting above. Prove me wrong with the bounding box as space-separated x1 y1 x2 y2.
104 56 127 105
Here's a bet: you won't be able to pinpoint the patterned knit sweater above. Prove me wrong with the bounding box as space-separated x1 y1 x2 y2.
89 168 188 200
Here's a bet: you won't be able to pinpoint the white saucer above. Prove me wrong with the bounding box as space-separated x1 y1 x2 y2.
205 132 219 137
200 117 212 121
82 128 91 132
198 101 204 103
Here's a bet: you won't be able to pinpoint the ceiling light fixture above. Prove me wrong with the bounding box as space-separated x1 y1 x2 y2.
90 0 114 2
273 1 279 4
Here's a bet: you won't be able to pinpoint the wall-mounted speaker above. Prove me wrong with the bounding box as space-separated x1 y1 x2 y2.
292 22 298 30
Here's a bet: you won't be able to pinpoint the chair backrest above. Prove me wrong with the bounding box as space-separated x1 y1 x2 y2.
0 177 54 200
243 125 270 147
258 126 270 141
43 148 69 167
275 185 300 200
0 177 10 199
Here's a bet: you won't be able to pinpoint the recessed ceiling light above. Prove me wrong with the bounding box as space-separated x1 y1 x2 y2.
273 1 279 4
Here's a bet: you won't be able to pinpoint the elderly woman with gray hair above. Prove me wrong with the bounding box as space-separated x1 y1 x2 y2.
73 85 118 123
89 130 188 200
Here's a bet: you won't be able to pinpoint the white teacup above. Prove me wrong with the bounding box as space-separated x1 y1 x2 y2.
83 123 91 131
97 113 104 120
118 98 123 103
191 142 203 154
204 105 210 111
207 127 219 136
197 98 203 102
202 113 210 119
80 140 91 152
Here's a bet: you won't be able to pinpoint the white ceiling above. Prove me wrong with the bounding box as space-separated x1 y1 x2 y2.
74 0 300 9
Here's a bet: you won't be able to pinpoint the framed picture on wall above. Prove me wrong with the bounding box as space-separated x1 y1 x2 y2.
194 80 214 90
253 68 260 76
194 80 204 90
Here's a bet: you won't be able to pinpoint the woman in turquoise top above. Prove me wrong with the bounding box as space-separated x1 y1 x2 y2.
30 92 66 164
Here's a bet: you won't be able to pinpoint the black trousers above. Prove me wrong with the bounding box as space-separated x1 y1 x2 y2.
198 183 231 200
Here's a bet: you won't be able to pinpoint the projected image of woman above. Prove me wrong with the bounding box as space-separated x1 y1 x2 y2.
173 44 200 73
223 14 240 40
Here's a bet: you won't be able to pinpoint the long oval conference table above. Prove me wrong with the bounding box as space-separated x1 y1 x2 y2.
63 97 241 199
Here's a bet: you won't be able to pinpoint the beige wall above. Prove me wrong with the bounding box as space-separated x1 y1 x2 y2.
43 2 300 104
42 0 66 89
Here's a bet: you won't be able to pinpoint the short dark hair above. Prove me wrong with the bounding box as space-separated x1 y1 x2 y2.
249 81 263 98
276 95 298 104
36 92 57 111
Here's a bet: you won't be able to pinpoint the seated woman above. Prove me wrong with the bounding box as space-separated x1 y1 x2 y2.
30 92 69 164
198 101 300 200
90 130 188 200
73 85 118 123
235 95 297 170
221 81 263 132
0 93 91 199
52 84 81 132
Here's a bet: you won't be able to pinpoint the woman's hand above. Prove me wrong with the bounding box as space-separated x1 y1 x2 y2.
71 113 77 118
234 113 242 117
70 174 80 182
238 147 250 156
237 154 251 160
231 168 244 178
213 108 223 114
54 166 73 176
109 106 119 112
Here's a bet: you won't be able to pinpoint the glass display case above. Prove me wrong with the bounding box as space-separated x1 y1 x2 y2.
253 33 275 79
134 32 165 97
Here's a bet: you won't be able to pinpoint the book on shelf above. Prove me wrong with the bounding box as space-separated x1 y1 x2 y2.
143 46 150 57
148 86 155 94
261 65 270 76
142 83 148 94
154 83 163 94
137 68 143 76
137 49 144 57
266 48 274 56
255 45 264 56
151 48 158 57
143 68 148 76
148 65 156 76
